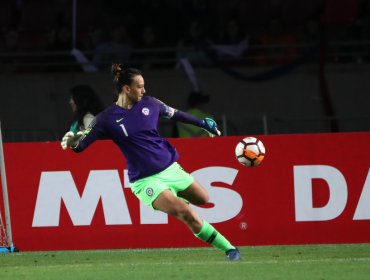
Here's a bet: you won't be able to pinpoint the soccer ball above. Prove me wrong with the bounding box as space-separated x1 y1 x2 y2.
235 137 266 166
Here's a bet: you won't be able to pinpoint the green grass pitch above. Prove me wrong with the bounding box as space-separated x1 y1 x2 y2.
1 244 370 280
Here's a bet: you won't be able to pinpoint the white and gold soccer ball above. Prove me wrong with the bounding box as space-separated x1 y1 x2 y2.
235 137 266 166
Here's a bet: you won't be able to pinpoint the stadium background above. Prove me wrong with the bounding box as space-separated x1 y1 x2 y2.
0 0 369 253
0 0 369 141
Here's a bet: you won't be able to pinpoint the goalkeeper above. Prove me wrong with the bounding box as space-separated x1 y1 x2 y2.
61 63 240 261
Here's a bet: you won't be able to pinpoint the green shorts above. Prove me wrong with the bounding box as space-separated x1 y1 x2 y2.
130 162 194 209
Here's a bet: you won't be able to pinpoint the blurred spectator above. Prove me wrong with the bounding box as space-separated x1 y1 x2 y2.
357 0 370 61
340 0 370 62
140 25 159 49
211 18 250 65
176 91 214 138
48 25 72 51
178 19 207 47
2 0 368 72
68 85 104 133
5 29 19 52
10 0 24 29
255 17 298 66
324 0 360 63
93 24 133 70
45 25 81 72
218 19 246 45
86 22 108 51
295 17 324 62
176 19 211 65
134 24 162 69
0 29 20 73
300 17 324 43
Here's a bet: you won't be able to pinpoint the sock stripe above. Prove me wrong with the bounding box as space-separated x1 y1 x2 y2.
206 231 218 244
195 221 234 253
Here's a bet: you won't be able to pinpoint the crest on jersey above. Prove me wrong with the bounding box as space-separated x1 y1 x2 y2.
142 107 149 116
146 187 154 197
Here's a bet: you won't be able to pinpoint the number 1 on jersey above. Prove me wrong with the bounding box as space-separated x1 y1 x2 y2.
120 124 128 136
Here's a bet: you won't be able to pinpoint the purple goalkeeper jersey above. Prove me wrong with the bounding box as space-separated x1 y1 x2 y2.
73 96 180 182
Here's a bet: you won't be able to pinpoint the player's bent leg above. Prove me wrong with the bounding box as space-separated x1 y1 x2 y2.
153 189 241 261
152 189 203 233
153 190 240 260
178 179 209 205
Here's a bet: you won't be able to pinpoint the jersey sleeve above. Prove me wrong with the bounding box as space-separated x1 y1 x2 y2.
72 113 106 153
154 97 204 127
153 97 175 119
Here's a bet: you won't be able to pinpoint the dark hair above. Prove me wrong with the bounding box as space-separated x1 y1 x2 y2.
70 85 104 126
111 63 142 93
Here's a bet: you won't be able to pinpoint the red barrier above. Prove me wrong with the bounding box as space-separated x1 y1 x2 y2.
1 132 369 251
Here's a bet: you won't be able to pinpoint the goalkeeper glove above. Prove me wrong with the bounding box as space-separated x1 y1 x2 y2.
61 131 84 150
202 118 221 137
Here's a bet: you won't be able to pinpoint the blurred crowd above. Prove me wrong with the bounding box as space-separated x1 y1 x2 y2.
0 0 370 71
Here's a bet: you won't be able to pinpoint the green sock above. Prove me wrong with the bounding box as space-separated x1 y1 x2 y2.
194 220 235 253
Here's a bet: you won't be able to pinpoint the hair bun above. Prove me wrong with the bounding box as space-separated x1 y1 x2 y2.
111 63 123 82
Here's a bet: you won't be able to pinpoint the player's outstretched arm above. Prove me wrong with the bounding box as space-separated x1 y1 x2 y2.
61 131 84 150
158 100 221 137
167 109 221 137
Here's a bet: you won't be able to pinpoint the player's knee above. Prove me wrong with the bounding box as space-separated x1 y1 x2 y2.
172 205 194 222
201 192 209 204
192 193 209 205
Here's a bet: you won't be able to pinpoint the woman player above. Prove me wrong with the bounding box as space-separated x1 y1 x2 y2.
61 63 240 261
